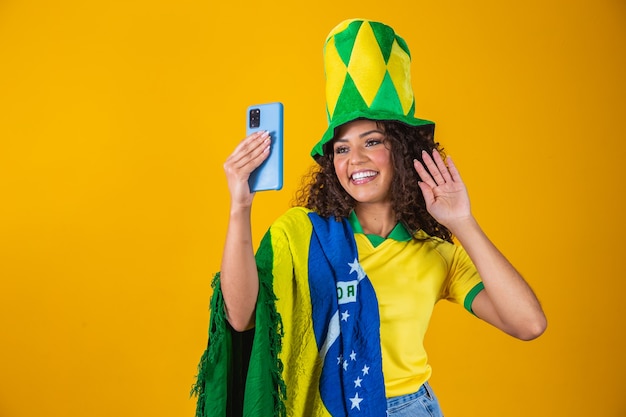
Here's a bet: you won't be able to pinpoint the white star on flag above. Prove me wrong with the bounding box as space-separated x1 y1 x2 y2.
348 259 366 280
343 360 349 371
350 392 364 410
354 376 362 387
350 350 357 361
341 310 350 321
362 364 370 375
337 355 343 365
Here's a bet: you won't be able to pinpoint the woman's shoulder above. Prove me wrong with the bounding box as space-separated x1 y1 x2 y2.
272 207 348 235
412 229 456 250
271 206 314 230
280 206 313 220
412 229 469 266
413 228 446 243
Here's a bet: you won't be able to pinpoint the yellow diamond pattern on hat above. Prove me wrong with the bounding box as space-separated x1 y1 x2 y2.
324 36 348 119
386 40 414 115
347 21 387 108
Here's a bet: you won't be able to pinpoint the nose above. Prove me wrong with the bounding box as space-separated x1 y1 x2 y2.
350 146 367 165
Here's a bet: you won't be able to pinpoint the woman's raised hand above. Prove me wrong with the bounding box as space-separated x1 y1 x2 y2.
413 150 472 231
223 130 271 208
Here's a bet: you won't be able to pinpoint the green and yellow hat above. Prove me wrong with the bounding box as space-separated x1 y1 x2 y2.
311 19 435 159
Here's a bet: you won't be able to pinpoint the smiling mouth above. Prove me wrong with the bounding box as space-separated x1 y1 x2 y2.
351 171 378 182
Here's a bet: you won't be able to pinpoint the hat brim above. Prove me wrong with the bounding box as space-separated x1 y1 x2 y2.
310 110 435 159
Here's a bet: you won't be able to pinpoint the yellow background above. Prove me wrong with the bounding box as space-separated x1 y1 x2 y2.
1 0 624 416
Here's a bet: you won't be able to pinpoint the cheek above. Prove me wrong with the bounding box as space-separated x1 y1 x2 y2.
333 157 346 175
332 159 351 189
373 151 393 171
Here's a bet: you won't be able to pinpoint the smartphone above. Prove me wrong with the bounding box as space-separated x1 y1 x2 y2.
246 102 284 192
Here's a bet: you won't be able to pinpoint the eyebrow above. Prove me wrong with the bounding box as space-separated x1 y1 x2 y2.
334 129 385 143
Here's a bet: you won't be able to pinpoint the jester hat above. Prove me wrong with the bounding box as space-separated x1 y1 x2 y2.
311 19 435 159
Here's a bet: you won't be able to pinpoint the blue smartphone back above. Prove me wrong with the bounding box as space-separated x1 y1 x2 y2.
247 102 284 192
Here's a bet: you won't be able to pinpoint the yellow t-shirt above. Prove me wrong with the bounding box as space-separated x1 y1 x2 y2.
348 212 484 398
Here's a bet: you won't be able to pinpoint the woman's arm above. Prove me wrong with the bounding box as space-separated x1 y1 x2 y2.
414 150 547 340
447 217 546 340
220 130 271 331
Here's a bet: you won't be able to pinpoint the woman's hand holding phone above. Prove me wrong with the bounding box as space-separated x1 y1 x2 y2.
223 130 271 208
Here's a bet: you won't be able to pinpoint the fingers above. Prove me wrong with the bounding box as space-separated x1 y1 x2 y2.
225 131 271 174
224 131 272 206
413 158 436 188
425 150 452 185
414 150 456 186
444 156 464 183
417 179 434 207
230 130 271 166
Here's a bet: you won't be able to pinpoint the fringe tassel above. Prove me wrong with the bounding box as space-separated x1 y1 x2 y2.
260 277 287 417
190 272 224 417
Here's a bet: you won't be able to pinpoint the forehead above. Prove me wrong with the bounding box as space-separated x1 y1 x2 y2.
334 119 383 140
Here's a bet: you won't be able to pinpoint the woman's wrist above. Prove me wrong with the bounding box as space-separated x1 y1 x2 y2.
444 214 479 239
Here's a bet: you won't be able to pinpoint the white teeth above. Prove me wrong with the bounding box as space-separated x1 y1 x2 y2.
351 171 377 181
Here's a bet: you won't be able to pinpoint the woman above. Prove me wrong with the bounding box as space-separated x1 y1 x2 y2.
193 19 547 417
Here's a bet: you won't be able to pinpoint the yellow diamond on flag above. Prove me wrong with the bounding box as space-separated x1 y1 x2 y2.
347 22 387 107
324 37 348 118
386 40 414 115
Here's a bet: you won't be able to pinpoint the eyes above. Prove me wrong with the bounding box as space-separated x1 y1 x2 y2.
333 138 384 155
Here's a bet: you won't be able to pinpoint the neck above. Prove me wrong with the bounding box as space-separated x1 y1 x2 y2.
354 204 396 238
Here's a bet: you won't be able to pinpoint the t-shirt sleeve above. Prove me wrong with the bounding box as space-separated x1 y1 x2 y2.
442 244 484 314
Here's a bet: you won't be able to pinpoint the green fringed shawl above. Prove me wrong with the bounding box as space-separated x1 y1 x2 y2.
191 231 286 417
